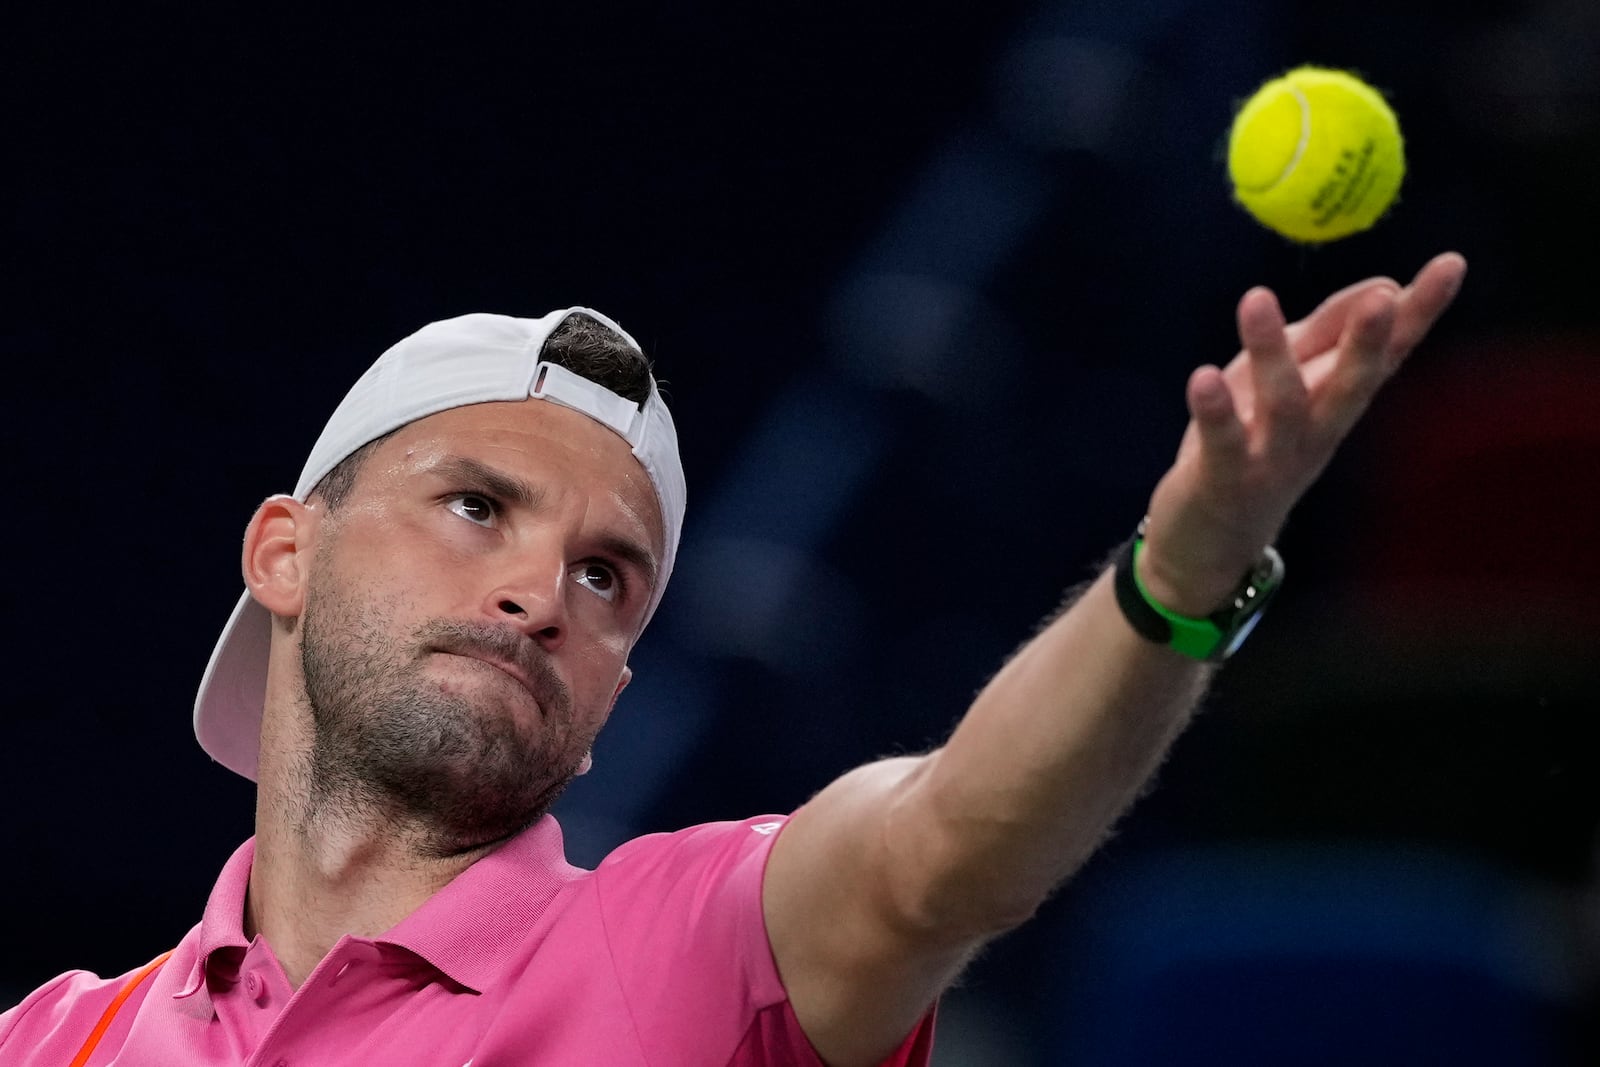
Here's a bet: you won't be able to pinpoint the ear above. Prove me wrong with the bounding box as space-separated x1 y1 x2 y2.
610 665 633 710
243 494 318 619
578 666 634 777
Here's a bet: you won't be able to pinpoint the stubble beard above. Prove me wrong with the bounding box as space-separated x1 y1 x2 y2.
297 573 586 858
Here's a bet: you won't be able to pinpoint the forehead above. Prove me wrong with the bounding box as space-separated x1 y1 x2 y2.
370 397 665 553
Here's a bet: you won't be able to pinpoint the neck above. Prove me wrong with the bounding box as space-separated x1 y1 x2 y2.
247 742 495 989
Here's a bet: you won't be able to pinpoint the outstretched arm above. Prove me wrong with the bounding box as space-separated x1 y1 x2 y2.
763 252 1468 1067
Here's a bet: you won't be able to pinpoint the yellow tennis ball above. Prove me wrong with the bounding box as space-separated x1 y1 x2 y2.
1228 66 1405 243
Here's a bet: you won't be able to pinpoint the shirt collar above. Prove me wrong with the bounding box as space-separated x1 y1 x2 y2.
175 837 257 999
377 815 582 993
173 816 580 999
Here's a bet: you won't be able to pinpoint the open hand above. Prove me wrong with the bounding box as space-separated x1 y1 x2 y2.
1139 251 1468 615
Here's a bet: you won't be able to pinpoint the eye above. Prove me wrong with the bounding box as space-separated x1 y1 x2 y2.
446 493 499 527
572 561 620 602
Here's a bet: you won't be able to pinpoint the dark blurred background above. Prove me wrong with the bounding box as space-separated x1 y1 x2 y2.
4 2 1598 1063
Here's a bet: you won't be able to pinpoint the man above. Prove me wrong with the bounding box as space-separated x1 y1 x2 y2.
0 252 1466 1066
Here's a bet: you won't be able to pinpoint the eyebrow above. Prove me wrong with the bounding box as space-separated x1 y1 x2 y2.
428 454 661 591
431 455 541 511
596 533 661 593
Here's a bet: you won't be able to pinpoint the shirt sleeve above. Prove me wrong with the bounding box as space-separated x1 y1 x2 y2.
592 815 935 1067
0 969 128 1066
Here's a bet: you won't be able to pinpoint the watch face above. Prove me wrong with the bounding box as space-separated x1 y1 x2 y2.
1223 611 1265 657
1217 547 1284 658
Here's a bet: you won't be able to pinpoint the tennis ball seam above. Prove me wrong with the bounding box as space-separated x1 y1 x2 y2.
1244 84 1311 195
1278 86 1310 192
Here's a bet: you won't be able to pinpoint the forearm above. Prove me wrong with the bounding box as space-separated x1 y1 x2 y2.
887 566 1211 933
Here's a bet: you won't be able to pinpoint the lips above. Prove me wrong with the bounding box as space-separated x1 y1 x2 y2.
457 652 537 694
435 649 542 702
419 626 570 720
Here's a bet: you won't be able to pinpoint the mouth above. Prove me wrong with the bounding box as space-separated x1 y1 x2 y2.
435 649 541 700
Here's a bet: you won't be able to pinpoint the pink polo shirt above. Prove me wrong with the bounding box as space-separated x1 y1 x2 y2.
0 814 935 1066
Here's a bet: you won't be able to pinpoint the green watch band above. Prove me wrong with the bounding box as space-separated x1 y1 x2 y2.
1112 527 1285 661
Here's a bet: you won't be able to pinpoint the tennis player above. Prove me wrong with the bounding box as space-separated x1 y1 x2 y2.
0 252 1465 1066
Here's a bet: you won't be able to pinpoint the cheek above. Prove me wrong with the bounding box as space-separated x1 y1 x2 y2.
381 513 500 594
407 508 489 562
570 642 630 709
589 631 632 670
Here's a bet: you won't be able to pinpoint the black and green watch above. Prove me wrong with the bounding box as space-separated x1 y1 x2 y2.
1112 520 1285 661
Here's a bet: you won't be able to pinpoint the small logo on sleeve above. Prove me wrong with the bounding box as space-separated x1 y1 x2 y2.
750 822 782 836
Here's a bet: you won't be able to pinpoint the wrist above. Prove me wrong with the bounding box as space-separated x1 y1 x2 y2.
1133 512 1281 614
1112 521 1285 662
1133 538 1238 617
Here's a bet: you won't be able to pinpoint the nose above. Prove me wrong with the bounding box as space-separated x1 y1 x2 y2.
485 544 568 650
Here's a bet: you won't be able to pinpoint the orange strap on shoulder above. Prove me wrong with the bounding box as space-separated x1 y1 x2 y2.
67 950 174 1067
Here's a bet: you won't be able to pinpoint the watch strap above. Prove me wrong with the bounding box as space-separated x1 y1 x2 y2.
1112 529 1283 661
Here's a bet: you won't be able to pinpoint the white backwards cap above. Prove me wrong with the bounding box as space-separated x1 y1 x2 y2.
193 308 685 782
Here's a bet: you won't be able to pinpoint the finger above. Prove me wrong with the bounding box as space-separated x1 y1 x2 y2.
1237 286 1309 436
1385 251 1468 367
1284 276 1401 361
1188 363 1247 469
1310 287 1398 436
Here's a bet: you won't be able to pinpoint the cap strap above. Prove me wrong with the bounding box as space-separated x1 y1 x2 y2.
529 361 641 442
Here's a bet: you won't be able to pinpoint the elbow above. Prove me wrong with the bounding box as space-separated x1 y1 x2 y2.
885 836 1048 942
878 769 1053 942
